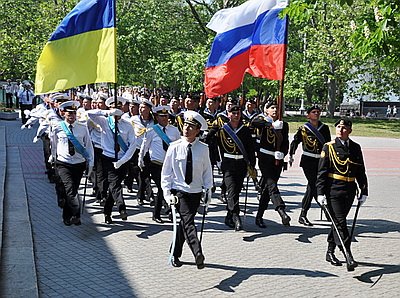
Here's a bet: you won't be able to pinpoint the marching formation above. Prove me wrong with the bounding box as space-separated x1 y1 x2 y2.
21 86 368 272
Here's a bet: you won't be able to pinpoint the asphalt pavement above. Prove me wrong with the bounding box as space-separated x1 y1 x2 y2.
0 118 399 297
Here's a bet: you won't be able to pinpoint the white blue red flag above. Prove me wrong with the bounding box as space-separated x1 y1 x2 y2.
204 0 288 98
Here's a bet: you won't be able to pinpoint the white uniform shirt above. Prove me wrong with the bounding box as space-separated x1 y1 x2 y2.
139 124 181 165
131 115 154 149
18 89 35 104
161 137 213 196
52 120 94 166
87 109 136 164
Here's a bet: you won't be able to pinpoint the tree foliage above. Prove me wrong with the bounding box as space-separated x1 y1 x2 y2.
0 0 398 111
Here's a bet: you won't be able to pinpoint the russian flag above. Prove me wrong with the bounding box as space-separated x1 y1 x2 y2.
204 0 288 98
35 0 116 94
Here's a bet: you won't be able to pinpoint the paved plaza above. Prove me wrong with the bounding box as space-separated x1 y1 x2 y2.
1 118 399 297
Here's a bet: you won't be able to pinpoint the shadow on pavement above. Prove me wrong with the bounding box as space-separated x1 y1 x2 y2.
193 263 337 293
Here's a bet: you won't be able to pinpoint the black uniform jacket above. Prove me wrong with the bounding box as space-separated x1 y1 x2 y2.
316 137 368 199
207 122 255 172
289 121 331 167
251 115 289 167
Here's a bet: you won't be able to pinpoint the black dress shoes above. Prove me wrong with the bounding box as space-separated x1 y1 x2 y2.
152 216 163 223
119 210 128 220
71 216 81 226
255 217 266 228
345 250 358 271
63 218 72 226
326 252 342 266
278 208 291 226
225 216 235 228
105 215 113 224
298 216 313 226
171 257 183 268
195 253 205 269
233 214 242 231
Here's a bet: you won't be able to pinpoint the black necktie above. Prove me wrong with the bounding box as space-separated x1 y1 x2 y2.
185 144 193 184
162 127 168 151
68 125 75 156
344 141 349 151
114 120 120 153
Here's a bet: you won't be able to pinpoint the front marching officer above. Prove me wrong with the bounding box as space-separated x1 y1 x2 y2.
50 100 94 226
161 111 213 269
316 119 368 271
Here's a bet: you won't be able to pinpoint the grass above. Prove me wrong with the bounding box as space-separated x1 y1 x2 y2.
285 116 400 138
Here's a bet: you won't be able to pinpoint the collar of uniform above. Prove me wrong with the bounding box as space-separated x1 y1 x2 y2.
64 120 76 128
181 136 199 147
337 138 349 147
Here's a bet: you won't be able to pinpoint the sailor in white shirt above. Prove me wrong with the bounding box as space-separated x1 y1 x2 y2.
139 105 180 223
131 98 155 205
161 111 213 269
87 96 136 224
51 101 94 226
121 97 140 192
18 82 35 124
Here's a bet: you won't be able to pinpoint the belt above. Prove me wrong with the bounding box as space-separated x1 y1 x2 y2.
259 148 275 156
302 151 321 159
224 153 244 160
328 173 355 182
151 160 163 166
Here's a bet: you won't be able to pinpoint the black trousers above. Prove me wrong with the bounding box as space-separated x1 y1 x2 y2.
172 191 202 258
20 103 32 124
223 166 247 217
93 147 108 201
300 158 319 212
40 134 54 178
5 93 13 108
327 194 355 249
137 152 152 201
124 149 140 190
149 162 163 218
257 159 285 218
56 161 86 220
102 155 128 215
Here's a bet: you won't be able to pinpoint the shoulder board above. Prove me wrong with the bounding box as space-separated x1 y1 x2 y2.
76 121 87 126
198 140 209 148
326 140 335 145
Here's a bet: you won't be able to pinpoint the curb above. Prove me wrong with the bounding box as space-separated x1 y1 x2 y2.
0 124 39 297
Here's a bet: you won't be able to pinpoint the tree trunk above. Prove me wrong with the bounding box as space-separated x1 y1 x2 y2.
326 61 336 117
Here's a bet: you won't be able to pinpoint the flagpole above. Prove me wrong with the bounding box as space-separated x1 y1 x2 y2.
113 0 118 161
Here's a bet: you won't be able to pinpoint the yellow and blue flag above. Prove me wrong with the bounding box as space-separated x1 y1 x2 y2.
35 0 116 94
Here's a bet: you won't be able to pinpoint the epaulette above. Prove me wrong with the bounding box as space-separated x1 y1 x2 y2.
75 121 87 127
326 140 335 145
198 140 209 148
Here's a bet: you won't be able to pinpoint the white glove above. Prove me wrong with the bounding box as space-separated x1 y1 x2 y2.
109 108 123 117
166 195 179 206
272 120 283 130
21 124 26 130
27 125 32 129
138 160 144 171
33 136 39 143
203 189 212 210
113 159 124 169
274 151 284 160
317 195 327 206
358 195 367 206
87 165 93 177
48 155 54 164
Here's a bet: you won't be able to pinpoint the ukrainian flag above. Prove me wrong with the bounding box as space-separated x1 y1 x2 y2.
35 0 116 94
